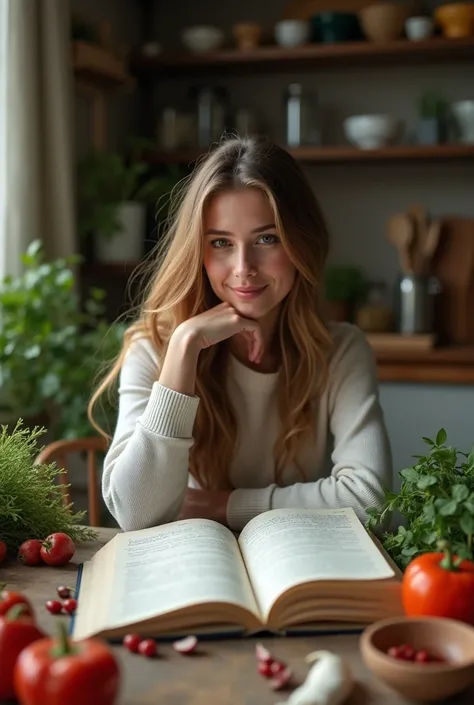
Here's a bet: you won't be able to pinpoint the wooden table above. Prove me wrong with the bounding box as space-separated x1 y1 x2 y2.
2 528 473 705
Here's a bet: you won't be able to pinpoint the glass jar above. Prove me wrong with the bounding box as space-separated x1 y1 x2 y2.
190 86 228 147
284 83 322 147
356 280 394 332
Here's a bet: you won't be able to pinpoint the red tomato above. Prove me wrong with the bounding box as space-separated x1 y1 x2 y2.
14 624 120 705
18 540 43 566
0 540 7 564
0 589 33 618
40 533 75 567
0 604 45 700
402 546 474 625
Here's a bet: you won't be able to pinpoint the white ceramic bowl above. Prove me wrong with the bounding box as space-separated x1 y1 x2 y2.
181 25 224 53
344 114 399 149
274 19 310 47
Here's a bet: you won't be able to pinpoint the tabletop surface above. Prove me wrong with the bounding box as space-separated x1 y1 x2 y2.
2 527 473 705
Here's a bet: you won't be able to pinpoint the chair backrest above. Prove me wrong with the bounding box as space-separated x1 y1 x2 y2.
35 437 108 527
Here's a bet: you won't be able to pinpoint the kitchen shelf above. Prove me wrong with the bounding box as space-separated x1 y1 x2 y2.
376 346 474 384
132 37 474 77
144 144 474 166
72 41 133 89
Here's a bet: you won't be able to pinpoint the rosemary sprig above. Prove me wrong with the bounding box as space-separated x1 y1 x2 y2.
0 420 98 554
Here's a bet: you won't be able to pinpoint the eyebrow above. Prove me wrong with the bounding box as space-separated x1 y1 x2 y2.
204 223 277 236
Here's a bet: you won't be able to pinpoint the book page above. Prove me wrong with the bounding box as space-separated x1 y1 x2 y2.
238 507 394 620
99 519 260 630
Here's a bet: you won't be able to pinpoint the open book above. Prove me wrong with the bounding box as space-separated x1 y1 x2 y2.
72 507 403 641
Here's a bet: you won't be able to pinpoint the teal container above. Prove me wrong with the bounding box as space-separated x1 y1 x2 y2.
310 12 363 43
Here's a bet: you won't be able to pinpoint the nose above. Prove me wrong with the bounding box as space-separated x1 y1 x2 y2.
234 245 257 278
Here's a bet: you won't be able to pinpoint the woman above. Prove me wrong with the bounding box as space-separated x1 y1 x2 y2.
89 135 392 533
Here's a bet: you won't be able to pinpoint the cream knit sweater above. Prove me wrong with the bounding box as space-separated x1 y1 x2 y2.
102 322 393 532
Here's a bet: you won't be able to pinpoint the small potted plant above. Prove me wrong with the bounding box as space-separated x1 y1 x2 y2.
77 142 183 264
416 90 447 145
323 264 367 322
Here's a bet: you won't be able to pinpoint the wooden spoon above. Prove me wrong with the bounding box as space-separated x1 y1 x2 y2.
421 219 442 275
406 203 429 275
387 213 414 274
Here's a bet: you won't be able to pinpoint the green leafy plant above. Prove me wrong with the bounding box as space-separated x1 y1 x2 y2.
367 429 474 570
0 421 97 554
418 91 447 120
0 240 125 439
324 265 367 302
77 140 184 241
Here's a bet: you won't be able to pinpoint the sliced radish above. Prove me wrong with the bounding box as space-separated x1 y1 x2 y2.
255 642 273 663
270 667 293 691
270 660 286 675
172 635 198 654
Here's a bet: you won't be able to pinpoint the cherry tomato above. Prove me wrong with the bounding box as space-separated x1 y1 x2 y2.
138 639 157 657
18 539 43 566
415 650 431 663
45 600 63 615
123 633 141 653
57 585 72 599
0 589 33 618
0 541 7 564
62 599 77 615
40 533 75 567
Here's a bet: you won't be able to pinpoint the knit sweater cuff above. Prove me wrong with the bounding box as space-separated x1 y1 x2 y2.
226 485 275 531
139 382 199 438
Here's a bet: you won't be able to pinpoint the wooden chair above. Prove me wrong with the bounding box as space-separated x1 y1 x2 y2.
35 437 108 527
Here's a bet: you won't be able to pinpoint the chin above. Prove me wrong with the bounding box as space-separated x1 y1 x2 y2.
233 300 278 321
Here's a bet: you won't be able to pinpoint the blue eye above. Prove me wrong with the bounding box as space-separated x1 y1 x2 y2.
258 234 279 245
210 238 229 248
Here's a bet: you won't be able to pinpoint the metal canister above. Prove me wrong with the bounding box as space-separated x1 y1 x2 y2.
395 274 441 335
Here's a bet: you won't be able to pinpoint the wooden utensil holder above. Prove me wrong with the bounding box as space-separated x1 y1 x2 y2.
431 216 474 345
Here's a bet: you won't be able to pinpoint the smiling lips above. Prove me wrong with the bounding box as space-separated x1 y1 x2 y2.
231 285 267 300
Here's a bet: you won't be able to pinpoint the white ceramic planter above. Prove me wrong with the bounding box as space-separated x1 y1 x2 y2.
451 100 474 144
96 201 146 263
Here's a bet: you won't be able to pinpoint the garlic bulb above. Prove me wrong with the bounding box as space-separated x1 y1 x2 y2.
275 649 355 705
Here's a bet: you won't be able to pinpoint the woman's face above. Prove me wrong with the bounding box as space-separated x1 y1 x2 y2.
203 188 296 325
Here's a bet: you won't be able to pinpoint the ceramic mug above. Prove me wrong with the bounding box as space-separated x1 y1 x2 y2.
405 16 434 40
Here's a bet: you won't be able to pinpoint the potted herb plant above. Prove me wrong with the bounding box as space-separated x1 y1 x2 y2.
416 90 447 145
77 142 183 264
323 264 367 322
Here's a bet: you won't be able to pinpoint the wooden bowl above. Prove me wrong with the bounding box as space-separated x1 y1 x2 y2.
359 2 413 41
360 616 474 702
232 22 262 50
434 2 474 37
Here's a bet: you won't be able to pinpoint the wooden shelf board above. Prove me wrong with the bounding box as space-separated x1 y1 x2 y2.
132 37 474 76
376 346 474 384
72 41 133 89
144 144 474 166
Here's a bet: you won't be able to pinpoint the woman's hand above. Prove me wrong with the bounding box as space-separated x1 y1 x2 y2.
176 302 264 364
178 488 231 525
159 302 263 398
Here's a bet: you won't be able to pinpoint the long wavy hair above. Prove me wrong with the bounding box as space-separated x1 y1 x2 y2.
88 136 333 490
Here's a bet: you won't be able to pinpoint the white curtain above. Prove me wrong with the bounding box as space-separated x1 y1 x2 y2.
0 0 76 279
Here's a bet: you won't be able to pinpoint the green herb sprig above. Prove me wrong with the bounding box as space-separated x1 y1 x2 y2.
367 429 474 570
0 421 98 554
